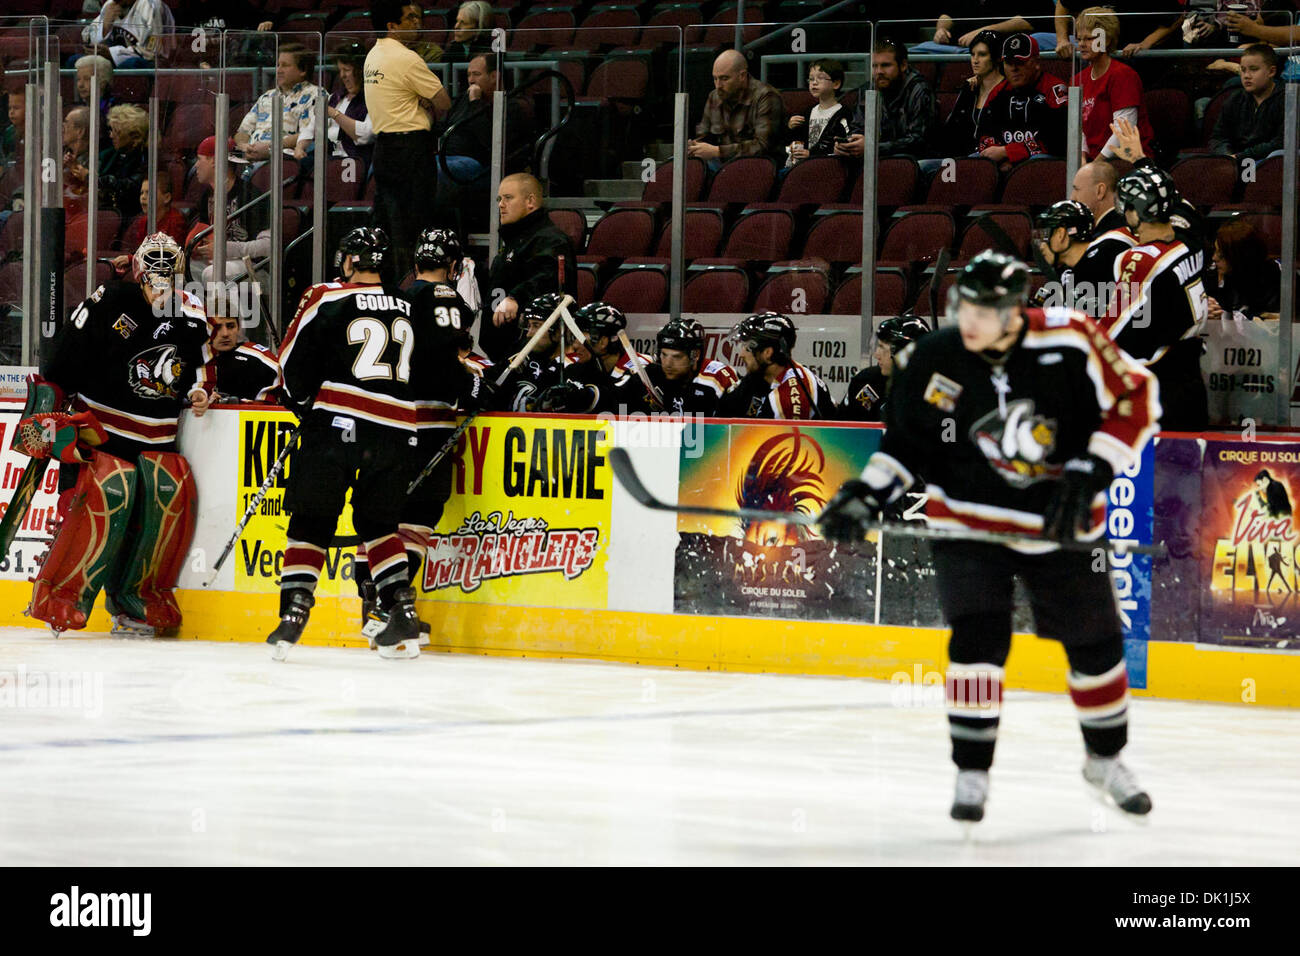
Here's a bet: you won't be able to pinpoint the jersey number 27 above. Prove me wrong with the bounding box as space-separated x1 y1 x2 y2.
348 317 414 382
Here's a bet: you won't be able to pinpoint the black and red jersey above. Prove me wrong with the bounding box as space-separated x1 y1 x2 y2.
278 281 418 432
405 278 477 430
717 361 838 420
875 308 1160 552
212 342 281 402
977 71 1068 164
44 280 215 446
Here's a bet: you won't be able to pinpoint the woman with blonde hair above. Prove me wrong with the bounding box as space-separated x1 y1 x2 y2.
1073 6 1155 161
99 103 149 218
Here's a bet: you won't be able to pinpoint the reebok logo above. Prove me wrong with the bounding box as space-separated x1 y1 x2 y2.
50 885 151 936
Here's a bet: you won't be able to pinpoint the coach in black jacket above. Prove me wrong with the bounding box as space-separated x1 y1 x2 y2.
483 172 577 361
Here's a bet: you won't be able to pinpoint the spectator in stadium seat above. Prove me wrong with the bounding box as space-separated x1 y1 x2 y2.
235 44 321 163
1206 220 1282 322
839 39 936 160
444 1 495 64
784 59 852 167
1 85 24 166
82 0 170 69
324 49 374 166
1053 1 1184 60
113 178 188 274
97 104 149 220
939 30 1004 157
914 2 1060 54
1209 44 1285 162
170 0 273 32
1074 7 1156 162
976 33 1067 169
75 56 118 122
689 49 785 168
189 135 269 285
62 108 93 215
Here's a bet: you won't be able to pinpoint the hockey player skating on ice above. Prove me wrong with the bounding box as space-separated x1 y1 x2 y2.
818 251 1161 822
840 314 930 422
11 232 214 636
352 227 489 645
271 227 423 661
716 312 837 420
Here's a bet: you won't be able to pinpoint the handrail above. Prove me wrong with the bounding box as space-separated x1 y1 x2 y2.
741 0 864 53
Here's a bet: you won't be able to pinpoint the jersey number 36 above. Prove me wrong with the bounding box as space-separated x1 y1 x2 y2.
348 317 414 383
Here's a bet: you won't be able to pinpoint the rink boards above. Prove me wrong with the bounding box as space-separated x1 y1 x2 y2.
1 403 1298 707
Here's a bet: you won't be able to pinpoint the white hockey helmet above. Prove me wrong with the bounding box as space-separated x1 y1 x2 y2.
132 232 186 295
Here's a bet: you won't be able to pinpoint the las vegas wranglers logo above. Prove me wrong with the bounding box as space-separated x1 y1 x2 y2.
127 344 185 399
970 399 1059 488
423 510 599 593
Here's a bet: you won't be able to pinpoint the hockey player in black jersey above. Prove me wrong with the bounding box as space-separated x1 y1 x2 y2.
209 312 282 402
535 302 656 414
18 232 214 635
271 227 424 661
819 251 1161 823
1103 166 1209 431
1032 200 1107 316
607 317 740 416
495 292 576 412
716 312 837 420
840 314 929 422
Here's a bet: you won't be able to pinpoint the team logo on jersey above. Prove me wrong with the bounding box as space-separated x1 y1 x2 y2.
923 373 962 412
127 344 185 399
152 321 173 339
854 382 881 410
113 314 138 339
971 399 1060 488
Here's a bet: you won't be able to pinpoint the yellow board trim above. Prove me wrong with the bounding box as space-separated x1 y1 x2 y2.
2 582 1296 707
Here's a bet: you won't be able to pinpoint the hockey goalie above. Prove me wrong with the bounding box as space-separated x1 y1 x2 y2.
3 233 215 636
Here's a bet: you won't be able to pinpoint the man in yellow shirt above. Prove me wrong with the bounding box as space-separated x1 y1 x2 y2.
365 1 452 279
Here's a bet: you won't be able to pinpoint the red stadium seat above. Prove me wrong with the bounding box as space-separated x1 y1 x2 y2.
682 266 749 313
1144 88 1192 157
637 158 708 204
577 262 599 305
511 9 578 50
584 54 650 111
872 267 909 316
879 210 955 263
1198 89 1235 148
802 209 865 264
1171 156 1240 208
719 208 794 261
1000 158 1066 207
686 5 764 45
924 157 1000 207
957 211 1034 260
574 7 642 48
777 157 848 205
653 208 724 258
601 265 667 312
63 260 114 309
549 209 587 251
585 208 656 258
752 265 829 315
706 157 777 204
859 156 920 207
1240 156 1282 207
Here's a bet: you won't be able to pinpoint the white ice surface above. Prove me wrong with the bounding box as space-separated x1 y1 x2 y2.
0 626 1296 866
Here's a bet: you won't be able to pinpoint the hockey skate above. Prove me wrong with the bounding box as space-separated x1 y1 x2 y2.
362 600 430 649
950 769 989 823
372 587 422 660
111 614 156 639
267 589 314 662
1083 753 1153 816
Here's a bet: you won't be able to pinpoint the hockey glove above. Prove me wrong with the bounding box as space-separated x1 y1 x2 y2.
818 479 895 544
536 381 597 413
1042 453 1113 540
15 411 107 463
458 371 494 413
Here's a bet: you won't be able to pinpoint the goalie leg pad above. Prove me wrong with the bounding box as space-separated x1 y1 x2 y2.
29 452 137 632
105 451 198 629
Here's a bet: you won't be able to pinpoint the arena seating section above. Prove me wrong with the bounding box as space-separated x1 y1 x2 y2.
0 1 1289 322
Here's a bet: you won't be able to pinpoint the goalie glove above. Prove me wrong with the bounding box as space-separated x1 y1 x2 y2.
817 453 909 544
15 410 108 463
1042 453 1113 540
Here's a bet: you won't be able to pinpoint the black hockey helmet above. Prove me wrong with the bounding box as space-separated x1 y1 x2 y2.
520 291 566 326
414 227 463 273
338 226 389 272
1116 166 1177 224
656 317 705 355
877 314 930 354
730 311 797 357
1035 199 1094 244
951 250 1030 310
572 301 626 340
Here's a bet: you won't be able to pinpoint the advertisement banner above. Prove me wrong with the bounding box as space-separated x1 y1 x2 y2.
1199 439 1300 647
623 314 863 403
1204 318 1279 427
235 408 362 596
673 423 880 621
419 416 613 610
0 409 60 582
1110 441 1156 688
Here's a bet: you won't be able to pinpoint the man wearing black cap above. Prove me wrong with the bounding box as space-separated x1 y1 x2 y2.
977 33 1068 169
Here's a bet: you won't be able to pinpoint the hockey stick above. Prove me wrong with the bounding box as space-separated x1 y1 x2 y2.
929 245 951 325
615 329 665 409
609 447 1165 557
242 254 281 351
406 294 575 494
203 422 303 587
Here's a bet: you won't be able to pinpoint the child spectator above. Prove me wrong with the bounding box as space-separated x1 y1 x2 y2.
1209 44 1285 161
784 59 852 167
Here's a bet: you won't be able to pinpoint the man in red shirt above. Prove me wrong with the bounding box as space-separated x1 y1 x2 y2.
977 33 1068 169
1074 6 1155 162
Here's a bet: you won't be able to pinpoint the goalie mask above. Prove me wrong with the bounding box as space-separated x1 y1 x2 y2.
133 232 185 298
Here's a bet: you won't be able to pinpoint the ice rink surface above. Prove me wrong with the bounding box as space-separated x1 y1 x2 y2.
0 626 1296 866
